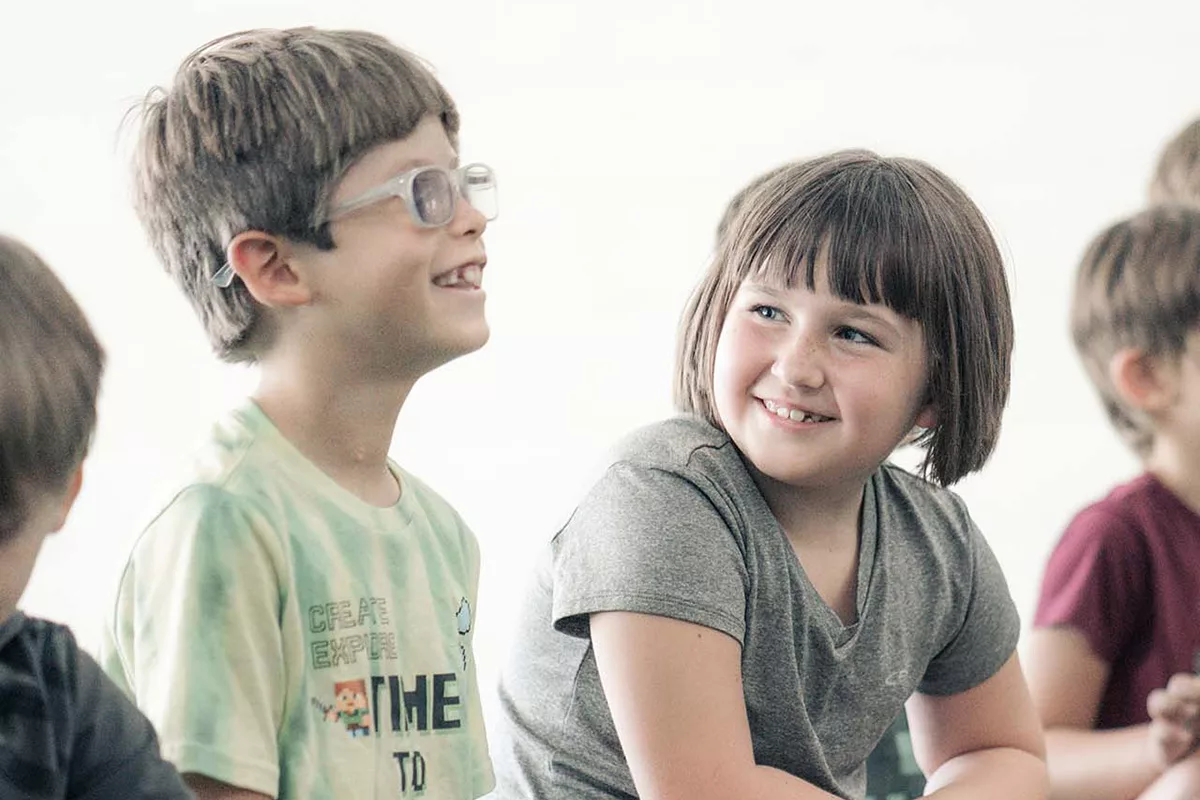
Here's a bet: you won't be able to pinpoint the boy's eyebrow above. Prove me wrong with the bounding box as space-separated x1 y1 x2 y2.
385 154 460 176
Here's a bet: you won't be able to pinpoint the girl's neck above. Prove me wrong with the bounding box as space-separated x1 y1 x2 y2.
749 466 867 547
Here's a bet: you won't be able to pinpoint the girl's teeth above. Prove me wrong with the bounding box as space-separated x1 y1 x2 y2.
765 400 825 423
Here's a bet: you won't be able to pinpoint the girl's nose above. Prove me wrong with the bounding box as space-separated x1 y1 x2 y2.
771 332 827 390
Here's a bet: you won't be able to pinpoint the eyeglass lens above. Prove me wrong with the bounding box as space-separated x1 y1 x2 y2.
413 169 455 226
410 165 498 226
461 165 498 221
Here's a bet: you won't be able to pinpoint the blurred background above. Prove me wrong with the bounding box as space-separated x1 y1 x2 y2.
2 0 1194 744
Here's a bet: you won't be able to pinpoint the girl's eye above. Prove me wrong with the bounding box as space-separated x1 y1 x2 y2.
750 304 783 321
835 326 877 346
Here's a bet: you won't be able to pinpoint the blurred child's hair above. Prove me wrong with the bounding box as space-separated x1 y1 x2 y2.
1149 116 1200 206
676 149 1013 486
131 27 460 363
1070 204 1200 456
0 236 105 542
715 165 788 244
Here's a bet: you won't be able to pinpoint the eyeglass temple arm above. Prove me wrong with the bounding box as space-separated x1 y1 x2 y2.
327 178 407 220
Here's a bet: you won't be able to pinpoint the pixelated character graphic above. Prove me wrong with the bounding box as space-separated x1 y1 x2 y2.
322 679 373 737
456 597 472 671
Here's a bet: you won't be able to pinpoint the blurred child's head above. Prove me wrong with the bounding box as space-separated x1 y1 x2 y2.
131 27 471 364
1149 116 1200 206
676 150 1013 486
1071 204 1200 459
0 236 103 614
715 165 788 245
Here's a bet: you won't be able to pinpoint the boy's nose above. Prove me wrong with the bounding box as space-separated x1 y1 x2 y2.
771 334 827 390
450 194 488 237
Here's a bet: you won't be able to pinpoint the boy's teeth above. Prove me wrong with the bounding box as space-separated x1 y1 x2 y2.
434 265 482 288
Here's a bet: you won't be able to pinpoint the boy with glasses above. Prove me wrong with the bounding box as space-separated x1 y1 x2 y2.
99 27 497 800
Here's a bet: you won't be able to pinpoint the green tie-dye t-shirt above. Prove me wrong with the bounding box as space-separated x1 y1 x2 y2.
99 401 493 798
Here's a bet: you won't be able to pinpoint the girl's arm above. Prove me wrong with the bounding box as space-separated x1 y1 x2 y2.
1025 627 1184 800
906 651 1047 799
591 610 841 800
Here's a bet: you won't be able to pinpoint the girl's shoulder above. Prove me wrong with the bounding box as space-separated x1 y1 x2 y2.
607 415 736 472
597 416 756 513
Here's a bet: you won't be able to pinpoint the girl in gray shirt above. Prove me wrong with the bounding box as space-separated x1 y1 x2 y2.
492 151 1046 799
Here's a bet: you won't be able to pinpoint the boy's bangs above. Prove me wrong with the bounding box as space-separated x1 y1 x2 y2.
303 58 458 168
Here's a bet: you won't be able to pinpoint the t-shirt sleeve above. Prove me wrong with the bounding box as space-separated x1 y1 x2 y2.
1033 505 1147 663
107 485 285 796
550 461 749 644
918 515 1021 696
68 645 195 800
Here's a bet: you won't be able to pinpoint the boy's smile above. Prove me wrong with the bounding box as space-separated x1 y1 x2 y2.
432 262 485 289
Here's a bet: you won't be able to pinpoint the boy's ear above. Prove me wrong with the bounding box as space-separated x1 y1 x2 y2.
1109 347 1177 413
227 231 313 308
49 465 84 534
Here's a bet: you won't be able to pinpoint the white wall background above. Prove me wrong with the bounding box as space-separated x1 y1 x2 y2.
2 0 1194 743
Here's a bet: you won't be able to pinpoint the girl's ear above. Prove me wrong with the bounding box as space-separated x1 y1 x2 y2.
1109 347 1177 413
227 232 313 308
899 404 937 446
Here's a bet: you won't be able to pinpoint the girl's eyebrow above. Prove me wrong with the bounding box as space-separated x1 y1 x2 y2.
741 282 788 299
838 305 903 339
741 281 905 338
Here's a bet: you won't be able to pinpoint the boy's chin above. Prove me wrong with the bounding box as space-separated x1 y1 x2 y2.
425 325 491 370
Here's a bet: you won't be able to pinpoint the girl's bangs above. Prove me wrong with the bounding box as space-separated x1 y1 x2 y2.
744 174 933 321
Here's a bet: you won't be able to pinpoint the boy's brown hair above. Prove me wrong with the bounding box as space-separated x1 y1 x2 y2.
676 149 1013 486
1149 116 1200 206
1070 204 1200 456
0 236 105 542
131 27 460 363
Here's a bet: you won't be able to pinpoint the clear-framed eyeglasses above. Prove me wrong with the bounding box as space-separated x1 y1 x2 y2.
211 162 498 288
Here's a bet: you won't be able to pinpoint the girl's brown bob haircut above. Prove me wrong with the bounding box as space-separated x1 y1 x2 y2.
675 150 1013 486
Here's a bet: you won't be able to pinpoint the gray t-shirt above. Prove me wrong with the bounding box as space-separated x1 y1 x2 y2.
492 416 1019 799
